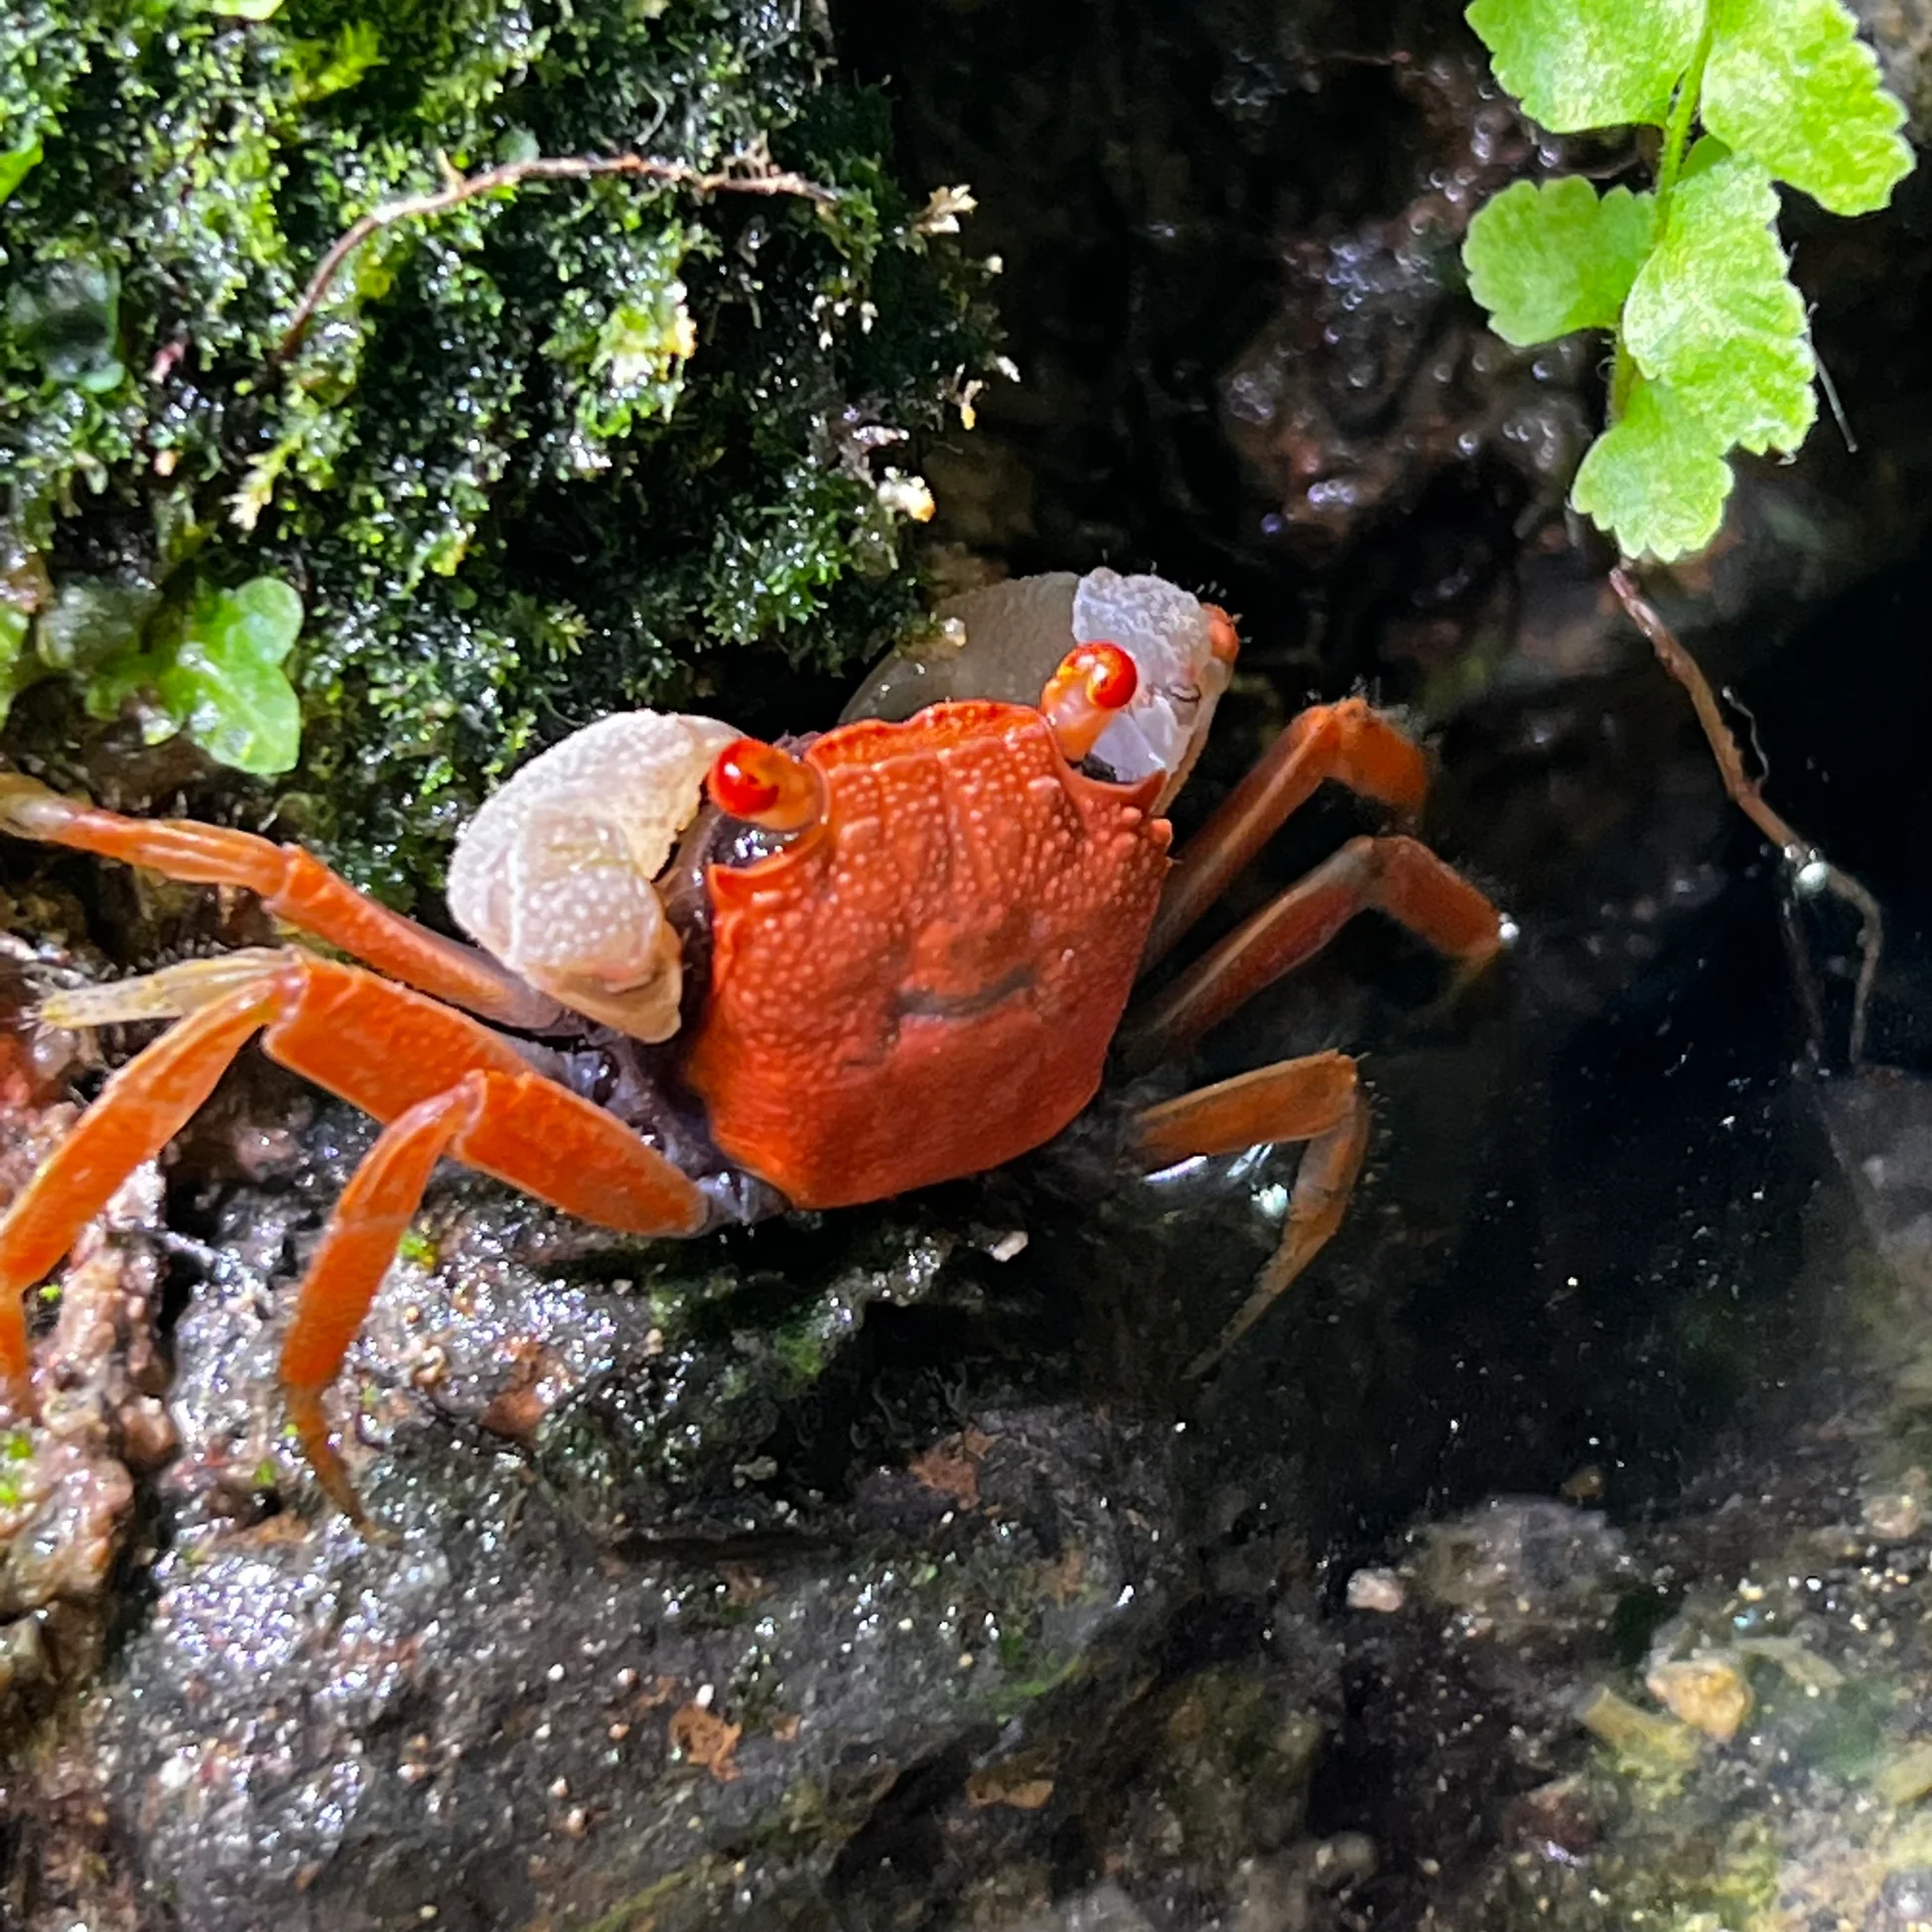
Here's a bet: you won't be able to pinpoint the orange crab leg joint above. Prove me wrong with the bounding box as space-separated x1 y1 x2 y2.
707 737 825 834
1039 641 1139 764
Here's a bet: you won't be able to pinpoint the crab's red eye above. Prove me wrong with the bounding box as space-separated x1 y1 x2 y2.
1068 641 1138 711
711 740 781 817
708 737 824 833
1039 641 1139 764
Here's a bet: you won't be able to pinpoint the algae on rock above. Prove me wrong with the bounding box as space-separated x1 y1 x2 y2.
0 0 997 897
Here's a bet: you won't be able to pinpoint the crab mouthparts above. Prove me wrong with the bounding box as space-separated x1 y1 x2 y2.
895 965 1035 1022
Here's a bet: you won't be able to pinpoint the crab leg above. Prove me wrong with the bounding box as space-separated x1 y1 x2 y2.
277 1053 709 1520
1141 698 1434 970
1122 833 1502 1068
0 977 279 1401
0 949 706 1515
1134 1050 1370 1375
0 774 558 1029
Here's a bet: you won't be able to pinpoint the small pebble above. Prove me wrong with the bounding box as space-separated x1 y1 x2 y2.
1345 1568 1406 1613
1645 1655 1751 1742
1575 1684 1702 1771
1863 1472 1928 1543
1874 1741 1932 1807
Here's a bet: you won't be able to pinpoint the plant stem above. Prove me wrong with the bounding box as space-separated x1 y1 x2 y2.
276 150 836 361
1652 4 1717 227
1607 3 1718 422
1608 337 1636 421
1609 567 1882 1063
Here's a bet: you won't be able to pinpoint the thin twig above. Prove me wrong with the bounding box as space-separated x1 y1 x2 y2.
1610 565 1881 1063
277 151 838 361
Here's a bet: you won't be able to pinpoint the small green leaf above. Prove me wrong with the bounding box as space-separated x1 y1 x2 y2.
1573 376 1733 560
37 577 159 674
290 21 385 103
0 139 43 207
1623 148 1816 453
5 257 122 391
1705 0 1913 215
395 1226 438 1268
155 578 305 775
1464 178 1656 344
1464 0 1702 130
0 608 32 731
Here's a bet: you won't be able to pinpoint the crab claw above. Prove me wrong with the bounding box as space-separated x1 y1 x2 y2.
446 710 739 1042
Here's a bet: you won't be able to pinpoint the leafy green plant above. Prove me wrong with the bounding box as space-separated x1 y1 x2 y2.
1461 0 1915 560
89 579 306 777
0 0 998 897
0 572 304 775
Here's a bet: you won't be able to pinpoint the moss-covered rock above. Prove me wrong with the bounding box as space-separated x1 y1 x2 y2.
0 0 997 897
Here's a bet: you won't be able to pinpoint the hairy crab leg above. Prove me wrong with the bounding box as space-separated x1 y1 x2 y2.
1133 1051 1370 1376
0 774 558 1030
0 948 706 1516
1121 833 1502 1069
1141 698 1434 971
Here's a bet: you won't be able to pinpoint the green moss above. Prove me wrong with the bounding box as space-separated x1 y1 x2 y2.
0 0 997 898
394 1224 438 1269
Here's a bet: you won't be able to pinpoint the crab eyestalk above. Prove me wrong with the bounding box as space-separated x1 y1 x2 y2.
708 738 826 834
1039 642 1139 764
1203 604 1242 667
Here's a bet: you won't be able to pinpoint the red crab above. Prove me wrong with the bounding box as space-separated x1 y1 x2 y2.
0 570 1502 1521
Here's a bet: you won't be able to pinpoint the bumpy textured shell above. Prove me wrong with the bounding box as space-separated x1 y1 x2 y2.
841 569 1229 810
682 700 1172 1208
446 710 737 1040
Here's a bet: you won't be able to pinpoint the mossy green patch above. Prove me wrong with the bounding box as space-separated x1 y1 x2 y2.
1 0 998 898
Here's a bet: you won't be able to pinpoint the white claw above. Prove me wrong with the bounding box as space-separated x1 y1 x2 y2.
841 569 1232 811
448 711 738 1041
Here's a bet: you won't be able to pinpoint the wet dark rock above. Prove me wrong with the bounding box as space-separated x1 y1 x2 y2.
30 1139 1183 1928
1408 1499 1635 1649
0 1066 168 1687
83 1390 1181 1929
995 1885 1158 1932
1216 54 1591 559
853 0 1932 730
1878 1868 1932 1931
1857 0 1932 136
